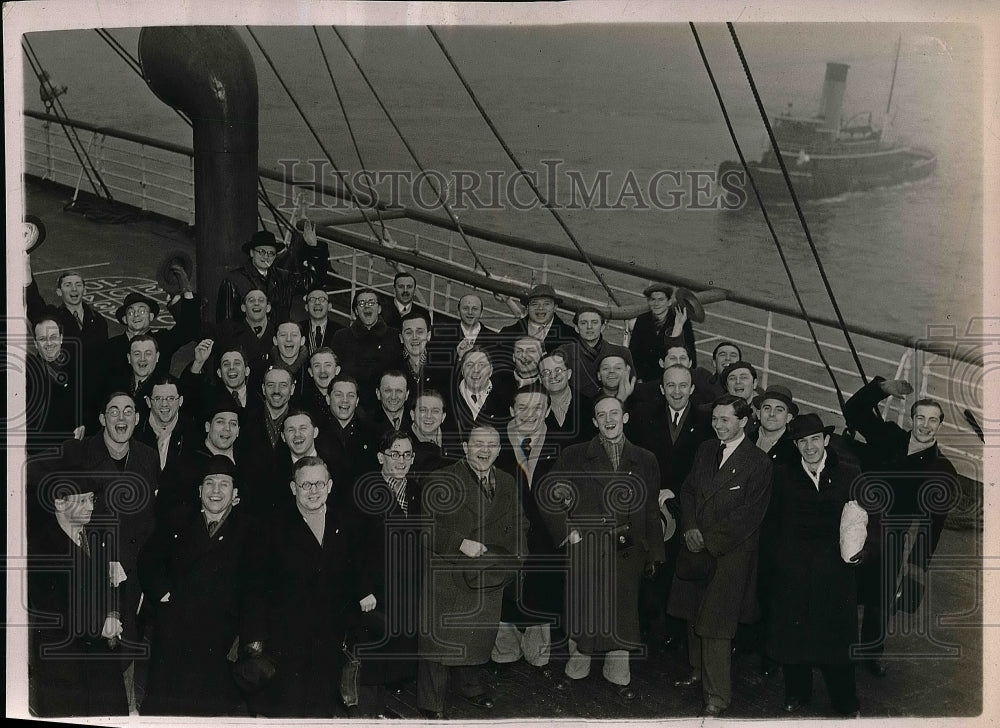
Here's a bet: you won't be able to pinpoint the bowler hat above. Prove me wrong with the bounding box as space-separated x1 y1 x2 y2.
24 215 47 254
674 287 706 323
752 384 799 416
522 284 562 306
786 412 835 441
202 454 239 484
115 292 160 324
241 229 287 255
721 360 758 383
675 547 716 583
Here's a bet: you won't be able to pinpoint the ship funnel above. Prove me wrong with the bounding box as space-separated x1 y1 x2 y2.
138 27 259 323
817 62 849 133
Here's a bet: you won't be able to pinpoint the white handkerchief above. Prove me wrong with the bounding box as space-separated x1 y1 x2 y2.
840 500 869 563
109 561 128 587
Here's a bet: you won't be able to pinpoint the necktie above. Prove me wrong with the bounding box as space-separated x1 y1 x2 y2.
314 326 322 349
76 529 91 556
207 520 220 537
253 325 263 336
392 416 401 430
481 475 494 500
672 410 680 427
75 310 84 327
716 442 726 470
520 437 532 457
471 393 479 404
232 389 242 407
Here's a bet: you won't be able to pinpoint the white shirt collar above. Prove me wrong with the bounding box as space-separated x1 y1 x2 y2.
801 450 828 489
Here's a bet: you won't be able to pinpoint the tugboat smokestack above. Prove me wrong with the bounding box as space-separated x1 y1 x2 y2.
818 62 850 134
138 26 259 323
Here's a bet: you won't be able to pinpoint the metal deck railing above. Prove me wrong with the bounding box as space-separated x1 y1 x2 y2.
22 110 986 493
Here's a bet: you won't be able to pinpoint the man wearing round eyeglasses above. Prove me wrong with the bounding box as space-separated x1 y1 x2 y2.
216 222 330 324
538 350 592 446
299 287 341 356
256 456 374 717
26 311 85 452
54 391 160 713
331 289 404 412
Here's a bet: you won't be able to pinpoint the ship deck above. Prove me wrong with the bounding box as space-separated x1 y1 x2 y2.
15 176 985 722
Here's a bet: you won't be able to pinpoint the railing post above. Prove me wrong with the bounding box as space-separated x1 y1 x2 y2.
540 254 549 285
429 273 437 322
188 156 196 226
760 311 774 389
43 121 53 180
349 251 359 317
139 144 148 211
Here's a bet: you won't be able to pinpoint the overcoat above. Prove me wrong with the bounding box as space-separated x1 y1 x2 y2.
138 504 267 715
763 450 863 665
537 436 664 653
418 460 525 666
667 437 772 639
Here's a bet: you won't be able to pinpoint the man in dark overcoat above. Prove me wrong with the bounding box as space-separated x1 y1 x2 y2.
763 414 864 716
667 394 773 717
138 455 267 715
538 395 663 700
417 425 526 719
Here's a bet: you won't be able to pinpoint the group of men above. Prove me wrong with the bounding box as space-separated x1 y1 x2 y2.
23 224 958 719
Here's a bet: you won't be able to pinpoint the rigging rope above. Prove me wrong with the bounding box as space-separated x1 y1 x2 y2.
331 26 494 278
427 25 621 307
726 22 869 386
23 38 111 199
245 26 386 246
689 23 849 411
312 27 388 237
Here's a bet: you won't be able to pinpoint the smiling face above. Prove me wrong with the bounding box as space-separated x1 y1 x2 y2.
100 394 139 445
511 391 549 434
401 317 430 357
661 366 693 412
646 291 670 318
912 404 944 445
55 491 96 526
412 394 446 436
250 244 279 272
241 290 270 325
274 322 304 362
329 380 360 423
308 351 340 391
124 301 153 334
263 367 294 412
597 355 627 392
200 474 236 517
539 353 572 395
394 275 416 305
759 398 793 434
512 338 543 378
206 411 240 451
378 436 414 480
281 413 318 458
593 397 628 440
355 292 381 327
306 289 330 321
377 374 409 416
463 427 501 475
33 320 63 363
128 339 159 379
714 345 741 376
712 403 747 443
662 346 691 369
291 463 332 512
217 351 249 391
726 367 756 403
147 383 182 426
458 294 483 327
575 311 605 345
526 296 556 326
56 274 85 307
795 433 829 466
461 350 493 391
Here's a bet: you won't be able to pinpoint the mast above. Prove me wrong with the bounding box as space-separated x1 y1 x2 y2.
885 35 901 115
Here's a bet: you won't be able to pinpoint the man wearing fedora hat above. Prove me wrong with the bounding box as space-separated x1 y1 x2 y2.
749 384 799 462
498 284 574 356
216 221 330 325
762 413 863 716
628 283 698 384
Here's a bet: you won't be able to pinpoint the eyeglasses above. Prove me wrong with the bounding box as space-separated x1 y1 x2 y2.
383 451 414 461
541 367 567 378
150 396 179 404
306 295 329 303
296 480 328 492
356 299 379 309
251 248 279 259
106 406 136 419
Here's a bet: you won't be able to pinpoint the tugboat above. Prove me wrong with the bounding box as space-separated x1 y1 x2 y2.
719 53 937 202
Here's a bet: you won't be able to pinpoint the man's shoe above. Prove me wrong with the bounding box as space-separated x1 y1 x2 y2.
419 709 445 720
616 684 637 701
699 704 725 717
866 659 889 677
553 677 572 692
461 693 494 710
673 673 701 688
